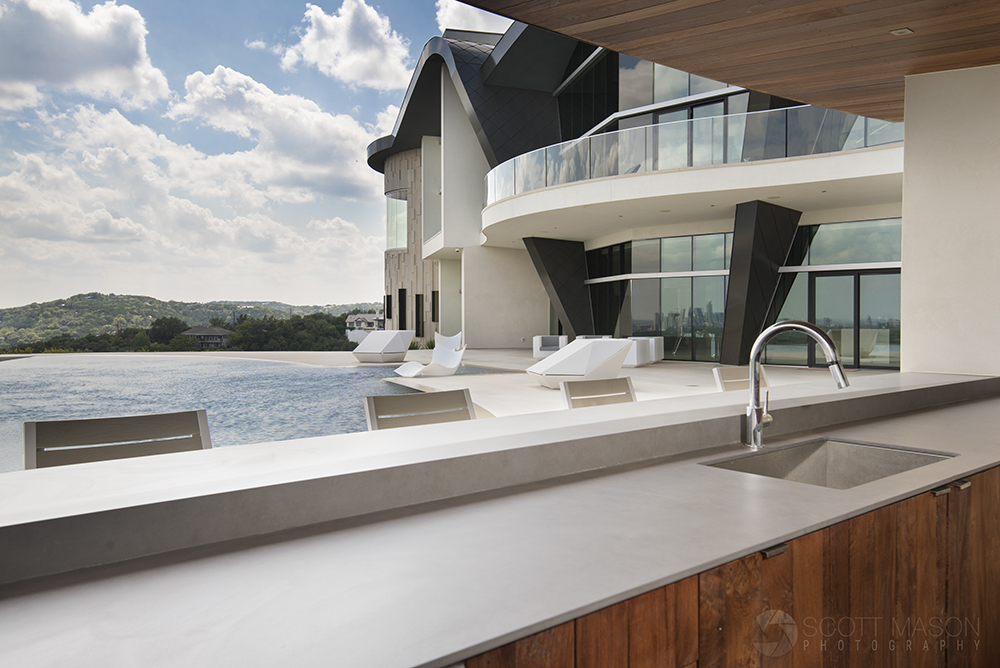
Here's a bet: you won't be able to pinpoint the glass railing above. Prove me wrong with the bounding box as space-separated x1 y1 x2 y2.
485 107 903 206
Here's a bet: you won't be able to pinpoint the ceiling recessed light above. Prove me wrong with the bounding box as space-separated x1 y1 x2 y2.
659 209 671 213
767 196 781 200
890 28 913 36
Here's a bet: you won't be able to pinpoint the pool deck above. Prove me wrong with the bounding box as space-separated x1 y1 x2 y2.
0 349 894 419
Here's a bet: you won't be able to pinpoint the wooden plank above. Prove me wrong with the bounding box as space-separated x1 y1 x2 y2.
576 601 628 668
848 503 896 668
979 468 1000 666
674 575 700 667
699 553 762 668
32 410 203 448
760 540 794 668
825 519 851 668
699 562 728 668
515 622 574 668
893 492 943 668
466 642 515 668
628 587 669 668
791 529 825 668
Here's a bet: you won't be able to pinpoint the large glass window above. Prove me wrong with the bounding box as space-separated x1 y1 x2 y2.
693 234 726 271
655 109 688 171
386 189 408 250
766 273 809 365
631 239 660 273
860 273 900 368
653 65 688 103
693 276 726 361
619 55 653 110
692 102 725 166
661 237 692 272
631 278 661 335
802 218 901 265
662 278 692 360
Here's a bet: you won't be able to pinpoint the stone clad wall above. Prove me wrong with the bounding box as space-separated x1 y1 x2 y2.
384 147 437 342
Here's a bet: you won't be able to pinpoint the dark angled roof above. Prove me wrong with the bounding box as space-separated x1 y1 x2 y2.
367 24 579 174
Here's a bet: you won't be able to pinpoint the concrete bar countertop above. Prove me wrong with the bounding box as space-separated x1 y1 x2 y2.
1 372 999 667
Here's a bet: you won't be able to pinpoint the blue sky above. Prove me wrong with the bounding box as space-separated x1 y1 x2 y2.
0 0 512 308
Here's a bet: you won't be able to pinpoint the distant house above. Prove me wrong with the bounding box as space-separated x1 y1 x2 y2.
346 314 384 331
181 326 231 349
346 313 384 344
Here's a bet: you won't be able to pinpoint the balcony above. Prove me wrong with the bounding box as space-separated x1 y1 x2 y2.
485 106 903 207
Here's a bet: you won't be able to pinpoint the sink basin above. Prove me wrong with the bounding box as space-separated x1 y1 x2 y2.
706 439 955 489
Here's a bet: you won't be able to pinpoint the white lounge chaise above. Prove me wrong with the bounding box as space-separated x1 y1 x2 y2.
560 377 636 409
434 331 463 350
352 330 415 363
526 338 632 389
394 345 466 378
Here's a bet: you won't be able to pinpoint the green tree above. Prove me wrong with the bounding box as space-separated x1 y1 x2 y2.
149 317 189 344
168 334 200 351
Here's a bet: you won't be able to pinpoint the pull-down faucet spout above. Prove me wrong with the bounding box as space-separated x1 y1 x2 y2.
745 320 850 450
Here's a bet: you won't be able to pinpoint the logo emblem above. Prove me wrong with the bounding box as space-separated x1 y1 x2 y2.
753 609 797 657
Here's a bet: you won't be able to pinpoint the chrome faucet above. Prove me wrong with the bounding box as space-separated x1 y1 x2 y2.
745 320 850 450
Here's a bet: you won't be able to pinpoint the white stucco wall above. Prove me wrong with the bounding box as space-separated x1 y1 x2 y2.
438 259 462 337
439 65 491 251
421 136 442 246
902 63 1000 374
462 246 549 348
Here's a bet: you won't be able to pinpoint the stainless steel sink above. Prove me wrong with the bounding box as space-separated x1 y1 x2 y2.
706 439 955 489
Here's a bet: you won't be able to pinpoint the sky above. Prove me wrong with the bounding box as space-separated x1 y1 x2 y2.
0 0 513 308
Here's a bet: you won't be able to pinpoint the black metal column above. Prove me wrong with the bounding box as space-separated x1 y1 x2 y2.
721 201 802 365
522 237 595 338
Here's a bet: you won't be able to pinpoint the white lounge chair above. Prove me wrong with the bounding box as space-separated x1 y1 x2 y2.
561 377 637 409
352 330 415 363
434 331 463 350
24 410 212 469
395 345 466 377
364 389 475 430
623 339 651 367
526 338 632 389
532 335 568 358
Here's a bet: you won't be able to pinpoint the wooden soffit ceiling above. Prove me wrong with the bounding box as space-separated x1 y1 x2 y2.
463 0 1000 121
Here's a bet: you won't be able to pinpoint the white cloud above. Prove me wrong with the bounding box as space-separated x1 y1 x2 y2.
167 65 383 202
435 0 512 33
0 0 169 110
279 0 412 91
244 39 267 51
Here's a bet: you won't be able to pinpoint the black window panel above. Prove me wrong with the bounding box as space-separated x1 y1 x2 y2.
586 249 600 279
431 291 439 323
385 295 392 320
397 288 406 330
415 294 424 338
557 51 618 141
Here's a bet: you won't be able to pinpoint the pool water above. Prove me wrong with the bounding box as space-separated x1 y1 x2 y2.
0 355 429 473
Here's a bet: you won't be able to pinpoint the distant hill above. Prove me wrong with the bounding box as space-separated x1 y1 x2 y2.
0 293 381 347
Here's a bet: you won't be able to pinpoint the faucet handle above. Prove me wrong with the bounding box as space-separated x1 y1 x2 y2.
761 391 773 428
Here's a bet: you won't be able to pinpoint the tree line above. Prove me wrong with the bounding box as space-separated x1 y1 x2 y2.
0 312 360 354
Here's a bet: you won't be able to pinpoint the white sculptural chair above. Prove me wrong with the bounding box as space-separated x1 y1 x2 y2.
532 335 568 358
434 331 463 350
712 364 770 392
395 345 466 378
364 389 475 431
525 338 632 389
352 330 415 363
560 377 637 409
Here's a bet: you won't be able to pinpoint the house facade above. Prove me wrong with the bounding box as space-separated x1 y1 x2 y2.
368 23 904 368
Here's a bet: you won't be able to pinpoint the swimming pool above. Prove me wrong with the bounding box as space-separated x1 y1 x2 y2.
0 354 427 473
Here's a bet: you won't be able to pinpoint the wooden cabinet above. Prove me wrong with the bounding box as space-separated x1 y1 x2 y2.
466 467 1000 668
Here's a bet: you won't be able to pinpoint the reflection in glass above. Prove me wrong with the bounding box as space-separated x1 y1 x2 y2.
724 233 734 269
661 236 692 272
632 239 660 273
860 274 900 367
618 126 650 175
692 103 725 166
590 132 619 179
662 277 692 360
546 139 589 187
690 73 727 95
631 278 661 335
867 119 904 146
693 276 725 361
492 160 515 201
765 273 808 365
386 189 408 250
815 274 855 366
693 234 726 271
619 55 653 110
653 64 689 102
726 93 749 163
656 110 688 170
516 149 546 194
808 218 901 265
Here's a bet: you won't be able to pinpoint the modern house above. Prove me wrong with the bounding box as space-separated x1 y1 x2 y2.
4 3 1000 667
368 22 904 371
345 313 385 332
179 325 231 349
